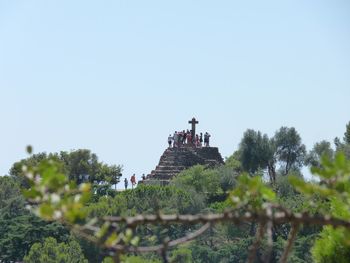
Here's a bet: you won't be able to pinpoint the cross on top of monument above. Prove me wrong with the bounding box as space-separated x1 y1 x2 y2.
188 117 199 141
188 117 198 127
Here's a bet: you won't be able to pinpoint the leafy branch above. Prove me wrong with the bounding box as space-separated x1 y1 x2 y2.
21 147 350 263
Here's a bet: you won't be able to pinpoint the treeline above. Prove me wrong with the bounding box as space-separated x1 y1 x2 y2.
233 124 350 182
1 122 350 262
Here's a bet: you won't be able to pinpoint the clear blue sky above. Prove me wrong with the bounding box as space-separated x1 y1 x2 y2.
1 0 349 186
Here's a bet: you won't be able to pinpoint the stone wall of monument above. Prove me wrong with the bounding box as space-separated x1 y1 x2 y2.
144 146 224 184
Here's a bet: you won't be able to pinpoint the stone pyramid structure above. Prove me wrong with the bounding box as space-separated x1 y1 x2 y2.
143 118 224 185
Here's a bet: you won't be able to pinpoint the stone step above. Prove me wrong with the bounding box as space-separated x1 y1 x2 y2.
152 174 179 180
204 159 222 166
156 165 186 170
159 160 189 166
151 169 184 176
151 169 182 174
151 173 179 178
161 155 194 161
143 179 170 186
153 166 185 171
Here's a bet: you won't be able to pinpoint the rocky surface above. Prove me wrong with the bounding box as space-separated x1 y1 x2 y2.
143 145 224 185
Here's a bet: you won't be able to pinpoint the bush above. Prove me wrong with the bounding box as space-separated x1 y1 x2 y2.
24 237 88 263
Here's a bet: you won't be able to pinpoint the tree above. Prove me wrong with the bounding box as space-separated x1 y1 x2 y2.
10 149 122 189
224 153 241 171
9 152 53 188
171 165 222 195
59 149 122 185
237 129 276 182
334 122 350 160
344 121 350 145
15 123 350 263
86 184 202 217
170 247 193 263
305 140 334 168
102 256 161 263
0 176 23 213
24 237 88 263
21 148 350 263
217 165 238 192
312 227 350 263
274 127 306 175
290 153 350 263
0 176 69 263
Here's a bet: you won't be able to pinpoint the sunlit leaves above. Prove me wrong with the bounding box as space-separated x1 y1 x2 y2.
288 153 350 262
229 173 276 210
22 151 91 223
96 223 139 249
24 237 88 263
311 227 350 263
289 153 350 217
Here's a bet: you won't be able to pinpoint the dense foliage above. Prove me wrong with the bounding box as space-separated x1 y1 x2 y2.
0 176 69 262
24 237 88 263
1 122 350 262
10 149 122 189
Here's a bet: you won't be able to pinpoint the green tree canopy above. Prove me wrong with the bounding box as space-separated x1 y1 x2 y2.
305 140 334 168
344 121 350 145
274 126 306 175
24 237 88 263
0 176 69 263
172 165 222 194
237 129 276 182
334 121 350 160
10 149 122 188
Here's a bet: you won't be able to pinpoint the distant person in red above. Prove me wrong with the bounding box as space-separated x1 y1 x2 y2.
195 134 200 147
130 174 137 189
186 132 192 145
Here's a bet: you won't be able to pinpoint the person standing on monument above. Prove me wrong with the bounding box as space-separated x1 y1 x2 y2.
124 178 128 190
168 134 173 148
173 131 178 148
178 131 183 146
182 130 186 144
186 131 192 145
130 174 136 189
195 134 200 147
200 132 203 146
204 132 211 147
185 129 190 144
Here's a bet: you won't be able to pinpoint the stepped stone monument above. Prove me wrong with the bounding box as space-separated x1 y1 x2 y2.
144 118 224 185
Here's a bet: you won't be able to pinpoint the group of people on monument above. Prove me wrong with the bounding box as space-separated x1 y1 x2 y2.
168 130 211 148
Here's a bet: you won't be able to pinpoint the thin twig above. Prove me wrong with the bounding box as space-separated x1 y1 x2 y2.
107 223 211 253
247 223 265 263
161 238 170 263
263 205 274 263
103 210 350 229
279 223 300 263
74 209 350 260
113 252 121 263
